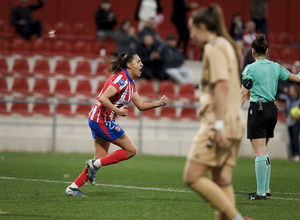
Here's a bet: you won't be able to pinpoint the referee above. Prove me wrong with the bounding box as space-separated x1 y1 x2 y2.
241 34 300 200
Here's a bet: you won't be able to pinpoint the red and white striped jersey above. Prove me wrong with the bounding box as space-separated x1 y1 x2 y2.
89 69 136 123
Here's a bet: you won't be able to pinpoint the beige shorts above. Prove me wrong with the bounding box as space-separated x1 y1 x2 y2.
187 123 241 167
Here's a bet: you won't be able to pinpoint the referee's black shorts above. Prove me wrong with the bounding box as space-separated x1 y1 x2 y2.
247 102 278 139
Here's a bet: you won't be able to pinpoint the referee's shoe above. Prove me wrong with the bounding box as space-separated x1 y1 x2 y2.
244 192 267 200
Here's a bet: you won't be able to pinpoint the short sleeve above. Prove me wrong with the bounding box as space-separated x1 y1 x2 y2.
277 63 290 81
242 65 253 80
208 45 229 83
110 75 127 93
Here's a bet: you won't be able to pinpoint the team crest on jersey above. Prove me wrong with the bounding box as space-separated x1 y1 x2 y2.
118 79 125 86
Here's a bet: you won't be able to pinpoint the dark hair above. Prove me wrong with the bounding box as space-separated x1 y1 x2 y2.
252 34 268 56
190 4 242 71
105 53 135 75
120 19 131 29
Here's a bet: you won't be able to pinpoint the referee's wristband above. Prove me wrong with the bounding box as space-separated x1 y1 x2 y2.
214 120 224 130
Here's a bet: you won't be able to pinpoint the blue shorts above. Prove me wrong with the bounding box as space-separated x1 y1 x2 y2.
88 118 125 142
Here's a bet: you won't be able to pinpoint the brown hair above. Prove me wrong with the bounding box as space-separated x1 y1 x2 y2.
252 34 268 56
105 53 135 75
190 4 242 71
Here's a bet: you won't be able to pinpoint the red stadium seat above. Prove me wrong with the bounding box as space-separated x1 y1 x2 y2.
73 41 95 58
0 20 13 39
11 38 31 56
53 79 72 96
138 80 156 98
281 47 298 64
180 106 198 120
33 59 51 76
32 78 52 96
0 38 11 55
11 58 32 76
75 79 93 97
95 80 106 94
75 100 92 116
54 60 72 76
95 61 109 76
142 108 158 118
32 99 52 116
178 83 197 101
54 22 74 41
0 58 9 75
158 81 176 99
11 77 31 95
31 38 52 56
160 106 178 119
0 77 9 94
11 98 32 116
127 106 138 118
74 61 93 77
53 40 73 57
56 99 73 116
73 23 95 41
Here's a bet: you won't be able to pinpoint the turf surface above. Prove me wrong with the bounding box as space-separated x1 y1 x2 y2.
0 153 299 219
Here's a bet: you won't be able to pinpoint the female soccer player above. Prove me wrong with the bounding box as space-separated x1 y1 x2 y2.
65 53 168 196
240 34 300 200
183 4 252 220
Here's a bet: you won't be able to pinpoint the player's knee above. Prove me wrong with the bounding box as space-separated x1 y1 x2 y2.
127 147 137 158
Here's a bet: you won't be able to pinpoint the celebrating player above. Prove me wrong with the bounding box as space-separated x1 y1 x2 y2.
183 4 252 220
240 34 300 200
65 53 168 196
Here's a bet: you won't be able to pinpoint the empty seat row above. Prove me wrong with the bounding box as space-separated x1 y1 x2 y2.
0 98 199 120
0 76 198 101
0 58 109 77
0 77 106 98
0 37 115 58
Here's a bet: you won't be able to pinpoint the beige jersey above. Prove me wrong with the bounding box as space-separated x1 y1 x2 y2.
199 36 244 140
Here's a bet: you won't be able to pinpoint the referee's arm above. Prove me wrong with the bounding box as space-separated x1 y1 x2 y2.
288 72 300 83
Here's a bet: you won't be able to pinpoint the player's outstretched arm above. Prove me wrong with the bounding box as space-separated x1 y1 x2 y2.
288 72 300 83
132 92 168 111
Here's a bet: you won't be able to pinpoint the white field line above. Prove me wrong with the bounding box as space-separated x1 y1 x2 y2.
1 176 300 201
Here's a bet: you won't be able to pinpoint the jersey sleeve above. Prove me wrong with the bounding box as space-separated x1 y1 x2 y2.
208 44 229 83
242 65 253 80
277 63 290 81
109 74 127 93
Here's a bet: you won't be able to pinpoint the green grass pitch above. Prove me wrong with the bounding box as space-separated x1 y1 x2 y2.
0 152 299 219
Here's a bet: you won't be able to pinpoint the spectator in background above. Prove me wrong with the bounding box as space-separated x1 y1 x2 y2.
278 83 300 162
292 61 300 74
115 20 138 55
138 17 162 44
136 33 168 80
250 0 268 39
11 0 45 41
95 0 117 42
243 20 256 65
161 34 193 84
171 0 198 58
230 12 244 41
135 0 163 32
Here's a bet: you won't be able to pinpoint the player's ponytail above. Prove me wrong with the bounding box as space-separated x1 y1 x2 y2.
191 4 242 71
252 34 268 56
106 53 135 75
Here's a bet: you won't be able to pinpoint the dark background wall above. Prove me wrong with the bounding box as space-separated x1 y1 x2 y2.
1 0 299 39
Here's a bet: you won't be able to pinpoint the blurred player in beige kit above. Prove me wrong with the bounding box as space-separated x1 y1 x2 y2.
183 4 252 220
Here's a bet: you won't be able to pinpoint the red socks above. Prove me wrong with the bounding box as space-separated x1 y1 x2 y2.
100 149 129 166
74 167 88 188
